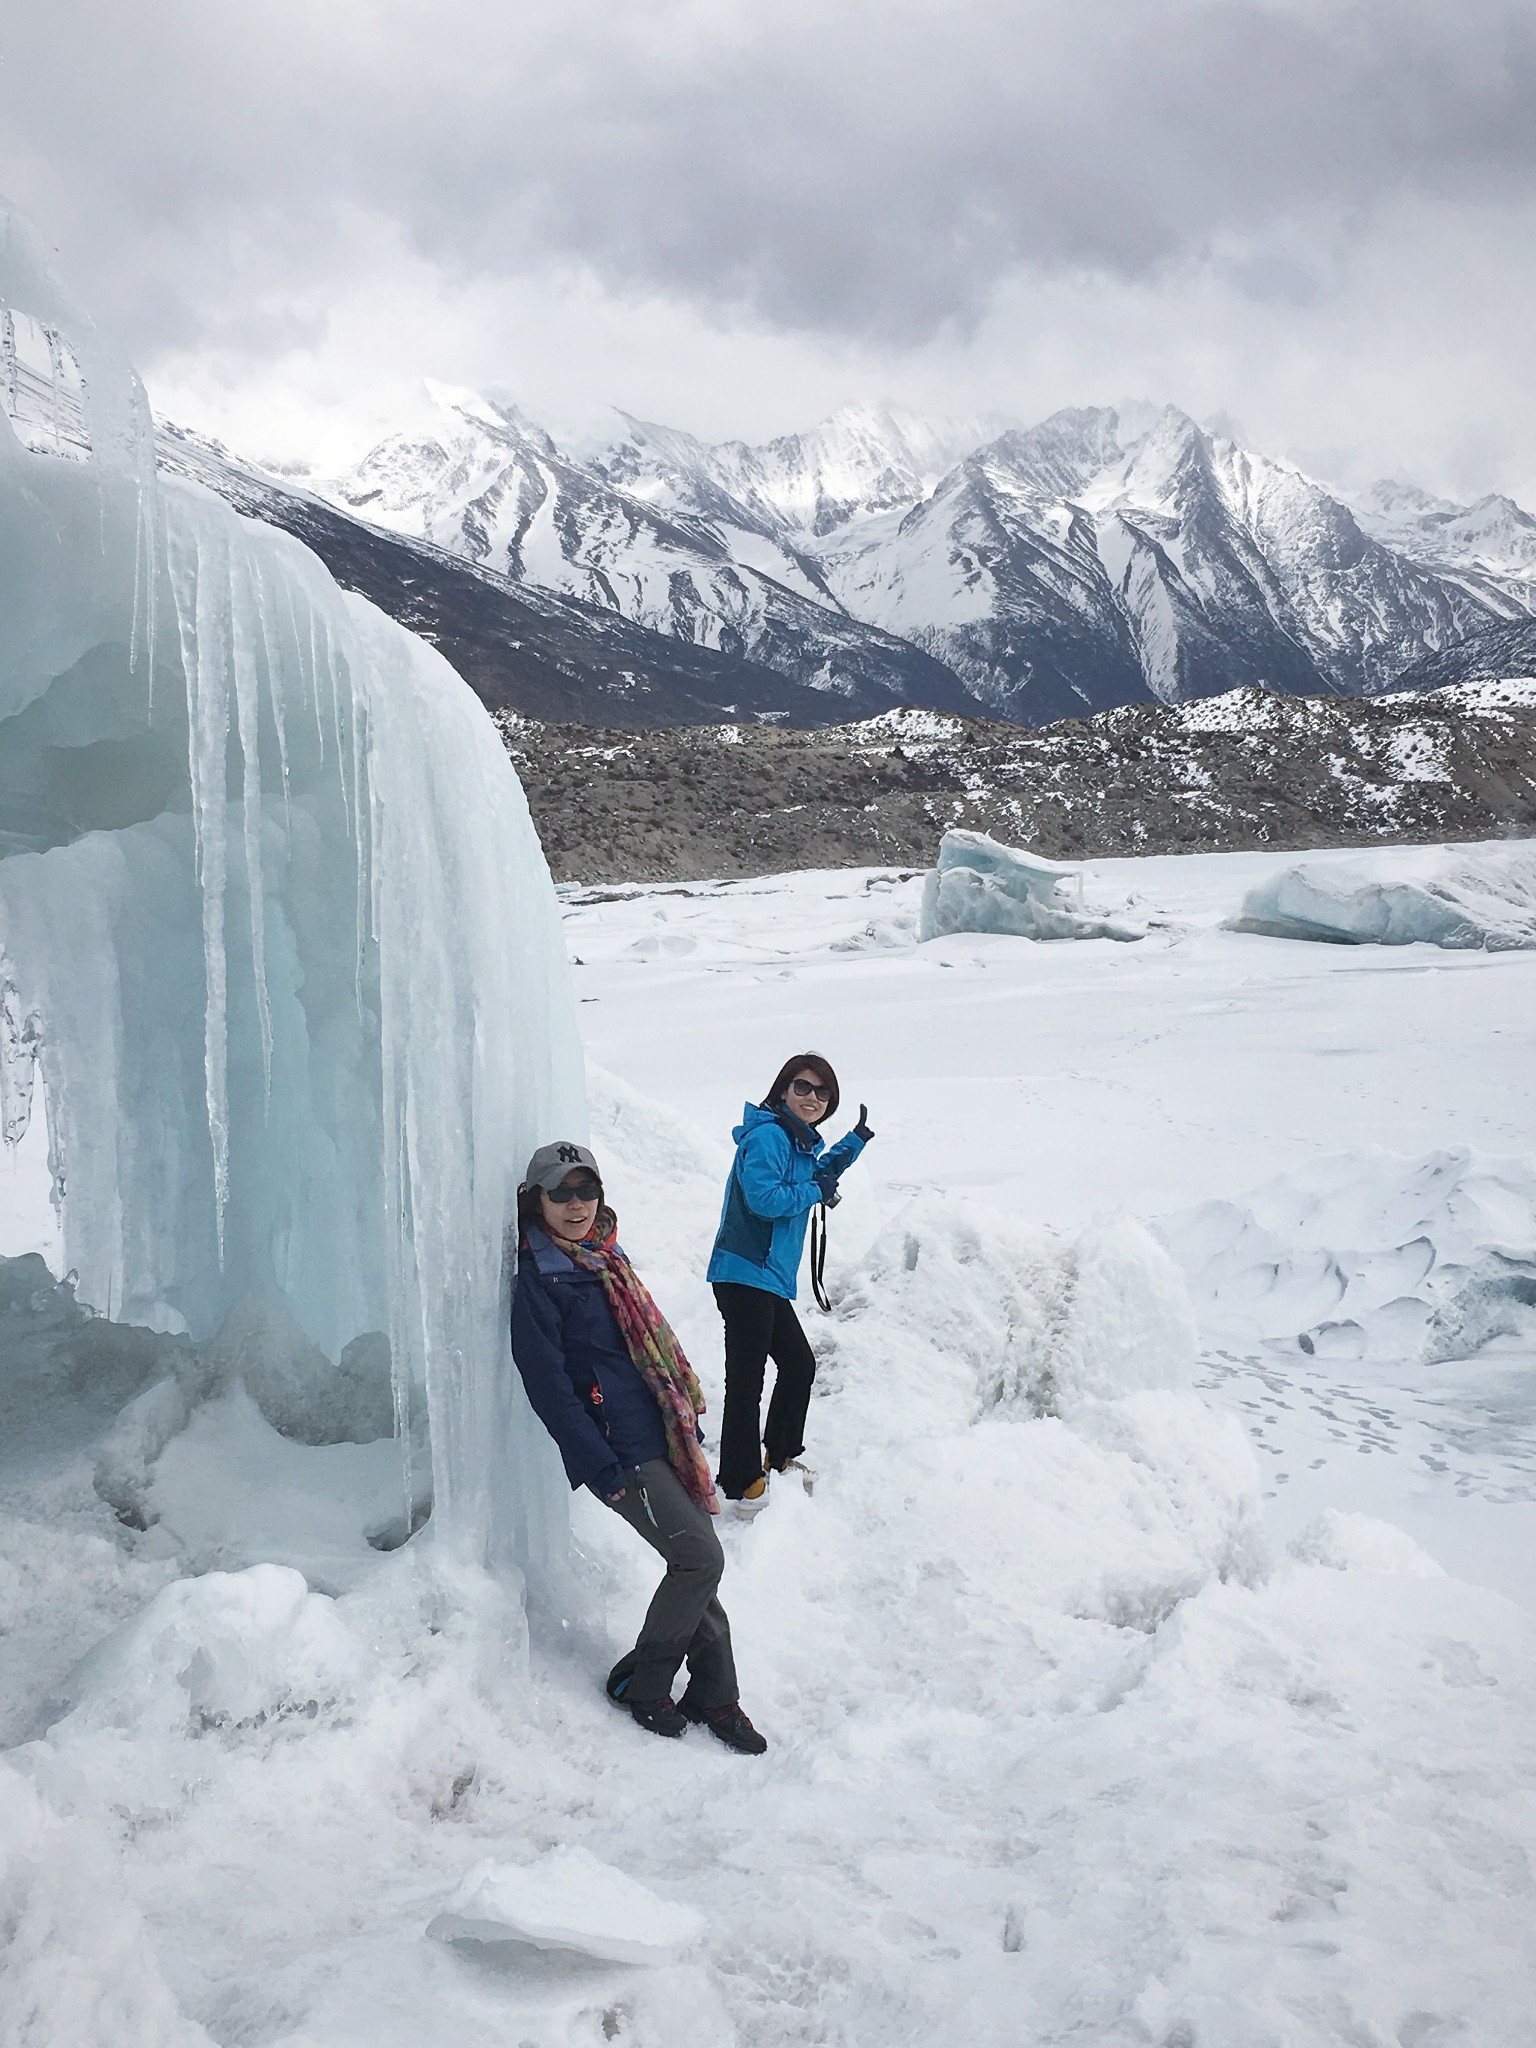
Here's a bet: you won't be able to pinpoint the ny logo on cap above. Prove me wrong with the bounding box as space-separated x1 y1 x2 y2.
557 1144 582 1163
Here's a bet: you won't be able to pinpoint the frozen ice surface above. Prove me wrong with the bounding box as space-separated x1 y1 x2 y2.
428 1848 707 1964
0 208 582 1577
1236 841 1536 948
919 828 1145 942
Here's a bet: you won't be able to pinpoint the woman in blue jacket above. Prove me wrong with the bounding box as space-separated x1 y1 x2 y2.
511 1141 767 1752
707 1052 873 1508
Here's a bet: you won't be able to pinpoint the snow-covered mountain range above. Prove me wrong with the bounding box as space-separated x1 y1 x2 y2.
298 388 1536 726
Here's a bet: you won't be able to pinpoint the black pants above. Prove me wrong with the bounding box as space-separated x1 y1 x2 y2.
605 1458 738 1710
713 1281 818 1498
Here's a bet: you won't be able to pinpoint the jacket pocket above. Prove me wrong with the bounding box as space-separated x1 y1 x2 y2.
717 1157 774 1266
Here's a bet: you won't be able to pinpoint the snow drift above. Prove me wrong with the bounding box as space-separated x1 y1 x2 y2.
919 829 1144 942
1234 842 1536 949
1160 1147 1536 1363
0 211 582 1575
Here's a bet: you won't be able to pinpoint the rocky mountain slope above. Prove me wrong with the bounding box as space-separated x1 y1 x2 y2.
156 423 985 727
1351 480 1536 610
307 390 981 715
306 391 1536 725
1390 617 1536 694
499 678 1536 884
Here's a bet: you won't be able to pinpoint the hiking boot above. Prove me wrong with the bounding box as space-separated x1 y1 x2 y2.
682 1700 768 1754
733 1475 769 1520
627 1695 687 1738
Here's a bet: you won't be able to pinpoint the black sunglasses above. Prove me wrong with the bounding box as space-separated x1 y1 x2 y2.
547 1176 602 1205
789 1077 831 1102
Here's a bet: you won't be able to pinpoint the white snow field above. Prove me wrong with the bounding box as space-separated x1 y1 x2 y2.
8 829 1535 2045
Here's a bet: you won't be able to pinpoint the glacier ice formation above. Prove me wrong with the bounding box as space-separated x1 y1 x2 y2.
1234 843 1536 950
0 211 582 1578
919 828 1145 943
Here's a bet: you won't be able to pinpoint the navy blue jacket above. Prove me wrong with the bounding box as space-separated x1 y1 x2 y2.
511 1224 667 1498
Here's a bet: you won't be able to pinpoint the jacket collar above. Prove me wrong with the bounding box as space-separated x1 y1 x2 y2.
524 1222 576 1274
739 1097 823 1153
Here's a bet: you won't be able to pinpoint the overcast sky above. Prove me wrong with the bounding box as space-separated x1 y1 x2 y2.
4 0 1534 499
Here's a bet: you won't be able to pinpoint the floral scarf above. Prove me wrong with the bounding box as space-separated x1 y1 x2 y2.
567 1216 720 1516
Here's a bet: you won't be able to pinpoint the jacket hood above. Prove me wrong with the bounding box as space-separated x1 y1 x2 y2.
733 1100 823 1152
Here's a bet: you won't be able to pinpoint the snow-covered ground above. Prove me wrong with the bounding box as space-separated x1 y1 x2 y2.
4 839 1536 2045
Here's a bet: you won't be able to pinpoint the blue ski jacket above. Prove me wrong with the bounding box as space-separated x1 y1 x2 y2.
706 1102 867 1301
510 1223 667 1499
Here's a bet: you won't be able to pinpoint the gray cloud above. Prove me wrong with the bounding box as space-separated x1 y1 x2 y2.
8 0 1536 343
3 0 1535 492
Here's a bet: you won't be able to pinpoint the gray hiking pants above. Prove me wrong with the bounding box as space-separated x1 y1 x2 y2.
604 1457 738 1710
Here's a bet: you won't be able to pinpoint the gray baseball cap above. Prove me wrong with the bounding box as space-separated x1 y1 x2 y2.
520 1141 601 1194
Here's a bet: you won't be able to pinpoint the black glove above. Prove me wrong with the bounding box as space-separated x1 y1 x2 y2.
592 1462 628 1504
853 1103 875 1143
813 1163 843 1208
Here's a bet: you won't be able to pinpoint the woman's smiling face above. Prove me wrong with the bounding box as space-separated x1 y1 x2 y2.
784 1068 831 1126
540 1171 600 1241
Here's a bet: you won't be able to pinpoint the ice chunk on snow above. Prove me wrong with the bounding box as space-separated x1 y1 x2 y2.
60 1563 365 1735
0 208 582 1581
427 1848 706 1964
1234 842 1536 948
919 829 1144 942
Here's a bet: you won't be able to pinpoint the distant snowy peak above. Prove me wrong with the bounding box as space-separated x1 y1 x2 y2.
309 384 983 716
590 400 1000 541
978 406 1125 501
315 387 558 539
1352 477 1536 585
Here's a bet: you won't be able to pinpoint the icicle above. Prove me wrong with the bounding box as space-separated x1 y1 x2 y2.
307 599 327 764
388 1092 418 1542
228 538 274 1107
252 554 292 839
352 687 370 1021
170 509 233 1263
127 374 160 707
327 622 354 848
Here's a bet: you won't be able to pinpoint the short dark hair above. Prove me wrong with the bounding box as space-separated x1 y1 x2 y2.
763 1051 840 1125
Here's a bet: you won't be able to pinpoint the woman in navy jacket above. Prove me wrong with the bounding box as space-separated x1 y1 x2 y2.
707 1053 873 1507
512 1141 767 1752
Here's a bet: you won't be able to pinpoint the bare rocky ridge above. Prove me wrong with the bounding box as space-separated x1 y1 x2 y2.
500 679 1536 884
